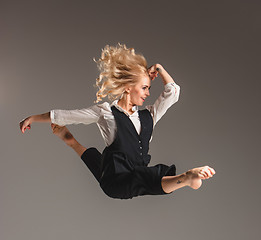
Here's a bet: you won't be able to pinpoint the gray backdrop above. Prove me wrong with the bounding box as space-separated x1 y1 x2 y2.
1 0 260 240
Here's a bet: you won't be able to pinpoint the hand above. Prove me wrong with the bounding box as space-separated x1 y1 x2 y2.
147 64 161 81
19 116 32 133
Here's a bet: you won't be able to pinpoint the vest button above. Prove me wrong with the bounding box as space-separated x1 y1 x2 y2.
140 153 142 155
139 140 141 143
140 146 142 149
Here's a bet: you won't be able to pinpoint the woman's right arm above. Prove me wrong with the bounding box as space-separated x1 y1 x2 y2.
19 112 51 133
19 104 101 133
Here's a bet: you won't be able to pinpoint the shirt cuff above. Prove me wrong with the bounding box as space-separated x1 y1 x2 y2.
50 110 59 125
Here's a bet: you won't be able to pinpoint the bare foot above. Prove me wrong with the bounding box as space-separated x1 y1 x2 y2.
186 166 216 190
51 123 75 146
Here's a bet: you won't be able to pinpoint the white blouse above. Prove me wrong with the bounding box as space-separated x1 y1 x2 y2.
50 82 180 146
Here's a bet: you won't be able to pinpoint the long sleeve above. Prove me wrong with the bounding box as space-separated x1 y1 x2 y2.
146 82 180 127
50 104 101 126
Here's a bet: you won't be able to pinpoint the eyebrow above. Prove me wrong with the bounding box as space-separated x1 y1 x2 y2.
142 85 151 89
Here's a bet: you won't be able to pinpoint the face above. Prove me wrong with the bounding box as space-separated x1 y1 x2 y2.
127 75 151 106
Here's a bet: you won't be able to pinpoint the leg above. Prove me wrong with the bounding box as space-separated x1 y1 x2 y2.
51 124 102 182
161 166 216 194
51 123 87 157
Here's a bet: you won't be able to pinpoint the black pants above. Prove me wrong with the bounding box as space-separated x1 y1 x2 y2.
80 147 102 182
80 148 176 199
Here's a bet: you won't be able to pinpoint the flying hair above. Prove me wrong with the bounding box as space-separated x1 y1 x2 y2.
93 43 149 103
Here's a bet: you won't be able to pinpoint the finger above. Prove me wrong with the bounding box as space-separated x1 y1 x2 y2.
206 169 213 177
147 68 153 74
209 167 216 175
200 170 208 178
204 169 212 177
207 168 214 175
205 166 215 176
198 172 206 179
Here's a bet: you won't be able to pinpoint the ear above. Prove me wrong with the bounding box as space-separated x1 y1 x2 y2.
124 85 132 94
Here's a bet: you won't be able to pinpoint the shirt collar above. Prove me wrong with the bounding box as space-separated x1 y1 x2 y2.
110 100 138 117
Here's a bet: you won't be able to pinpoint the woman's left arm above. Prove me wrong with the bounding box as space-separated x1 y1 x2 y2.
146 64 181 126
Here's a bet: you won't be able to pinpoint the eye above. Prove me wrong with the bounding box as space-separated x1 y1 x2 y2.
142 87 146 90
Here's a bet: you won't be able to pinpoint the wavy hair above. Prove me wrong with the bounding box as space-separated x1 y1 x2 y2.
93 43 149 103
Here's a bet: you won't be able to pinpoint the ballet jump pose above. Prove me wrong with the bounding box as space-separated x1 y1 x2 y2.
20 43 215 199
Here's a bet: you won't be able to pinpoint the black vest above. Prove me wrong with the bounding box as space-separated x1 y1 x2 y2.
101 106 153 177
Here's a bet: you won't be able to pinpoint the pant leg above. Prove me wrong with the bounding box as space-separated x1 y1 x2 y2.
130 164 176 197
80 147 102 182
100 163 177 199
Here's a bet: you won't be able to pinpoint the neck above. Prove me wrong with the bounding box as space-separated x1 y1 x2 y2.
117 98 135 115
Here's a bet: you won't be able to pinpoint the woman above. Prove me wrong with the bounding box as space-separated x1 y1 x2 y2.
19 43 215 199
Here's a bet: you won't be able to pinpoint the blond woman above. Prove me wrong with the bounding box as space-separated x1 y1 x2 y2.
20 43 215 199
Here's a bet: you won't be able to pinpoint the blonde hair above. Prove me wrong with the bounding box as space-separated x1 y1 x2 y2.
94 43 148 103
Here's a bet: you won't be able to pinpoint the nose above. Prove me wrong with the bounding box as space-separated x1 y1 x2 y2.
146 89 150 96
